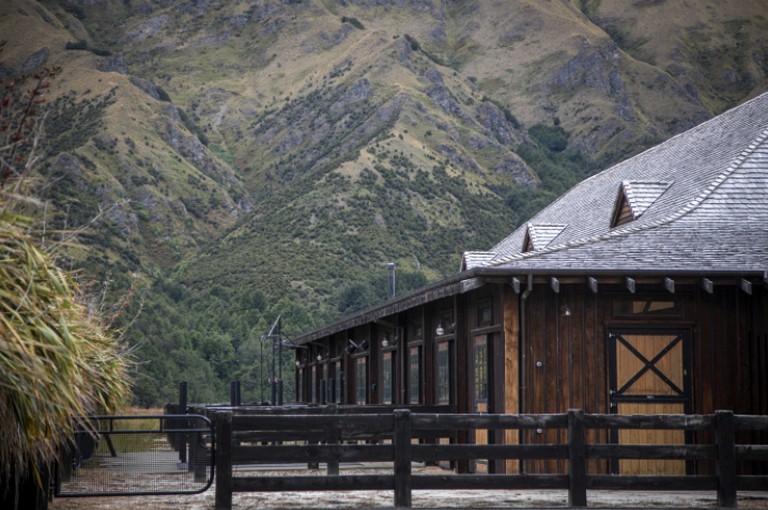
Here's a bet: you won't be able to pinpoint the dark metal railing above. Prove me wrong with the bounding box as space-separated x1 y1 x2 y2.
55 414 214 497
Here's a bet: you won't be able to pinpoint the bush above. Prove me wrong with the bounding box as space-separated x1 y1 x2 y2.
341 16 365 30
528 124 569 152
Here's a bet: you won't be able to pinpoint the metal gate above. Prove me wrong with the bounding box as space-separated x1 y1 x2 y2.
55 414 214 497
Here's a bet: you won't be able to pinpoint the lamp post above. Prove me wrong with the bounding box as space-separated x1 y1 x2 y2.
261 315 282 405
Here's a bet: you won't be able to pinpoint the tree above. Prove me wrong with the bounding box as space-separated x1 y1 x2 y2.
0 43 131 507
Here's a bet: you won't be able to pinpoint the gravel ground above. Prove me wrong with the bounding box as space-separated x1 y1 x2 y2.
48 488 768 510
50 465 768 510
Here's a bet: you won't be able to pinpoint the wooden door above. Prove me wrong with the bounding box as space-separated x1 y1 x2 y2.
608 329 691 475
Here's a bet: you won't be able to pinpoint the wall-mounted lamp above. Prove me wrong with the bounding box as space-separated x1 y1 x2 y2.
381 330 398 347
295 360 301 367
316 354 323 361
436 322 455 336
561 305 571 317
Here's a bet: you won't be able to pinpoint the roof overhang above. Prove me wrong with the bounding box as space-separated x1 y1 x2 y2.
291 267 768 345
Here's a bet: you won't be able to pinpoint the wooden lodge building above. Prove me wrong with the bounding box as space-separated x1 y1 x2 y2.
290 92 768 474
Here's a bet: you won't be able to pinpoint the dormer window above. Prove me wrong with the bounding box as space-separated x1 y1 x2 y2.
522 223 567 253
610 180 672 228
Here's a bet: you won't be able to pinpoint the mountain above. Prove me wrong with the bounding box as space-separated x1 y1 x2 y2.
2 0 767 405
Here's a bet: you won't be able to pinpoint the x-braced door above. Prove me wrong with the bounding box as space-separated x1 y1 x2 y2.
608 329 692 475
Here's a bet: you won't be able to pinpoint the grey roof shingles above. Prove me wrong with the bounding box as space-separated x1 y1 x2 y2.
465 92 768 274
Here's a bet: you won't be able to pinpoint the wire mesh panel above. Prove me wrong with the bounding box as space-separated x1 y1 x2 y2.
55 414 214 497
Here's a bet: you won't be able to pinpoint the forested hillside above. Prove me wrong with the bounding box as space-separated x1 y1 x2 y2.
1 0 767 405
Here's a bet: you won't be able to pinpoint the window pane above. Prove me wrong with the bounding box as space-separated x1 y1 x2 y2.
311 365 317 404
614 299 681 317
474 336 488 403
382 352 393 404
355 357 367 405
409 346 421 404
334 361 342 404
436 342 450 404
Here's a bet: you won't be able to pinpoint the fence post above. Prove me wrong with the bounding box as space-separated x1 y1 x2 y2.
215 412 233 510
179 381 188 465
191 418 208 482
326 426 341 476
394 409 413 508
568 409 587 508
230 380 241 407
715 410 737 508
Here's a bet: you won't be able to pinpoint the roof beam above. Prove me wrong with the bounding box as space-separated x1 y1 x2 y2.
701 277 714 294
740 278 753 295
663 277 675 294
626 277 636 294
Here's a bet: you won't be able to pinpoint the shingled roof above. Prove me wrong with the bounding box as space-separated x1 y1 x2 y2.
463 92 768 274
295 94 768 345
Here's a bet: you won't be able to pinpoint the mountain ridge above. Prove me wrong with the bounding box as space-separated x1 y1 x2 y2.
2 0 767 404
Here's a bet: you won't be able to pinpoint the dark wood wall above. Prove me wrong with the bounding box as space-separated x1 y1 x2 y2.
514 283 767 416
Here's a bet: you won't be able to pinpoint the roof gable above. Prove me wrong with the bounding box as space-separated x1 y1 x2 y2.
522 223 567 252
610 181 673 228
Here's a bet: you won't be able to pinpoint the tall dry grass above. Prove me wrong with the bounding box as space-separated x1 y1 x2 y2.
1 43 132 484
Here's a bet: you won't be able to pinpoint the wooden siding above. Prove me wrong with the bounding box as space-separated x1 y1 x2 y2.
294 280 768 476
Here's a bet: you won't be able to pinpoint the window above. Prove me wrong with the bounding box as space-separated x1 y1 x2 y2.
311 365 317 404
474 336 488 403
436 341 451 404
382 351 394 404
478 298 493 327
334 360 343 404
297 368 304 403
355 357 367 405
613 299 682 318
411 316 424 341
408 346 421 404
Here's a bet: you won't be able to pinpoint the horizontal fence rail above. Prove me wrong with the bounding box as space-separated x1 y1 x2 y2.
55 414 214 497
214 409 768 510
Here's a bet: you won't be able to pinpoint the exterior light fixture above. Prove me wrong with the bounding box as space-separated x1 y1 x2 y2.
381 338 389 347
435 323 445 336
317 353 323 361
561 305 571 317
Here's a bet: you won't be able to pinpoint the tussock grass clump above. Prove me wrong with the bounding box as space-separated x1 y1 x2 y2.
0 43 132 484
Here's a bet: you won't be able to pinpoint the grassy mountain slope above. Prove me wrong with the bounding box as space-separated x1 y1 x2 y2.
2 0 767 404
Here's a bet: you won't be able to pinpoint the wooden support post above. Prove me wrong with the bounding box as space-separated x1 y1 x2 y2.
568 409 587 508
215 412 233 510
715 410 737 508
394 409 413 508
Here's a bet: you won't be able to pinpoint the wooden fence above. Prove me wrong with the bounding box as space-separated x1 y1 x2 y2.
213 409 768 510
